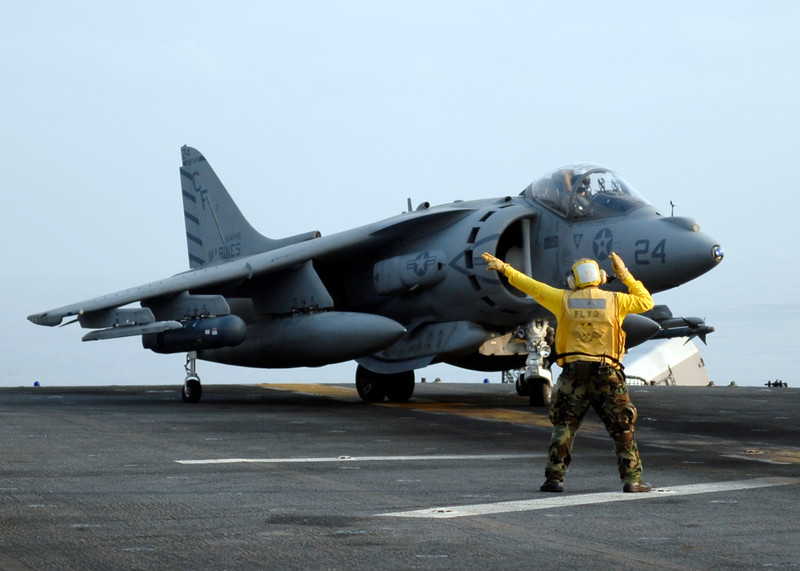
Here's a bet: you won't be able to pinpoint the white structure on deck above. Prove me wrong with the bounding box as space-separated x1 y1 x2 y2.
624 338 710 386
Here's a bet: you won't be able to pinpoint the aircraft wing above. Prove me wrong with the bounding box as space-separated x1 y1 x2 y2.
28 206 474 337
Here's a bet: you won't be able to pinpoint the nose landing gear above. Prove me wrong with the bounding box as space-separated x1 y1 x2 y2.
509 320 554 407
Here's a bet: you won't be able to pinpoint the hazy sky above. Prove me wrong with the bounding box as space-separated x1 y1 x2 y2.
4 1 798 389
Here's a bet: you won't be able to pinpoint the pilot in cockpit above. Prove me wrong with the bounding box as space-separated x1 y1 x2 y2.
577 175 591 197
527 165 651 220
572 175 592 217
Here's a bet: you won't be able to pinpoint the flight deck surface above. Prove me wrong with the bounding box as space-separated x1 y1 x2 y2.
1 383 798 569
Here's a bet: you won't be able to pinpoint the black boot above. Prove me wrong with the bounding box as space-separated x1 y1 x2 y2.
623 481 652 493
540 480 564 493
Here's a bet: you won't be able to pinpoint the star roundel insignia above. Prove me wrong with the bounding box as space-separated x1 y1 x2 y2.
406 251 436 276
592 228 613 260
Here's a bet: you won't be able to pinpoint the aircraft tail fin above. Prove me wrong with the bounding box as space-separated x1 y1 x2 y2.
179 146 319 269
180 146 272 268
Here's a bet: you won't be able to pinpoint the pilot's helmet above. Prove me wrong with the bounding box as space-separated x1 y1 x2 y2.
569 258 606 289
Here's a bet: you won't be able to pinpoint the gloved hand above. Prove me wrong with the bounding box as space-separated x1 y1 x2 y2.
482 252 509 273
610 252 631 281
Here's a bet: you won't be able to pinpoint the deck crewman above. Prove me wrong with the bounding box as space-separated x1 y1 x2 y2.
482 251 654 493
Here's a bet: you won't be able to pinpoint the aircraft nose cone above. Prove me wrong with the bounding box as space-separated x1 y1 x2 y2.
643 219 723 292
662 217 723 273
686 231 723 279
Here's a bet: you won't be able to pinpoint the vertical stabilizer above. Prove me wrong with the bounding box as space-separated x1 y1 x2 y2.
180 146 272 268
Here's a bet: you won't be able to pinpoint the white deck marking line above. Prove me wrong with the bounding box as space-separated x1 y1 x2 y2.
720 454 792 465
175 453 542 465
376 477 800 519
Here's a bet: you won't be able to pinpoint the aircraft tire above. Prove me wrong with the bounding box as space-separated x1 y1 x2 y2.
182 377 202 403
384 370 415 403
515 374 530 397
355 366 387 403
528 377 552 408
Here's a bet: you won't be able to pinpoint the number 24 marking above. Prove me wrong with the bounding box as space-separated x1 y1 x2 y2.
635 239 666 264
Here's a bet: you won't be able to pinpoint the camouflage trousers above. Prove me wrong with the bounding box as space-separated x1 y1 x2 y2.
544 361 643 484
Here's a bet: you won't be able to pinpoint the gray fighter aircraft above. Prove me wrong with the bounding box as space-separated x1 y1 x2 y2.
28 146 723 405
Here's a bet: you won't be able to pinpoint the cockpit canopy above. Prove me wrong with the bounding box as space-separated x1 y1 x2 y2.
523 164 653 220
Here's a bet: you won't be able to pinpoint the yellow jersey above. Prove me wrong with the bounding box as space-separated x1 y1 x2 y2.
504 267 654 368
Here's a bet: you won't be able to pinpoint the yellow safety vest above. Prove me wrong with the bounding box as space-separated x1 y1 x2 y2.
556 287 624 367
504 266 653 369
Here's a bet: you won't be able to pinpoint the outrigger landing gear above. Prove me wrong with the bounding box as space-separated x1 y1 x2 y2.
182 351 202 403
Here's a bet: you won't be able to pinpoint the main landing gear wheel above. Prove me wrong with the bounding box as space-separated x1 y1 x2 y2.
384 370 415 403
182 352 203 403
355 366 415 403
356 365 387 402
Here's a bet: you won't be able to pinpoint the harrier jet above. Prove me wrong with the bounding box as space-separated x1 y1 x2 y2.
28 147 723 405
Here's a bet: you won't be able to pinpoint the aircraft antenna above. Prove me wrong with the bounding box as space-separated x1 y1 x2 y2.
205 194 227 244
407 198 412 213
670 201 676 216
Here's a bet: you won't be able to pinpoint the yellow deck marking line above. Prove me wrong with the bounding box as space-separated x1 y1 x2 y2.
257 386 800 463
261 383 360 400
385 401 555 428
258 384 558 429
